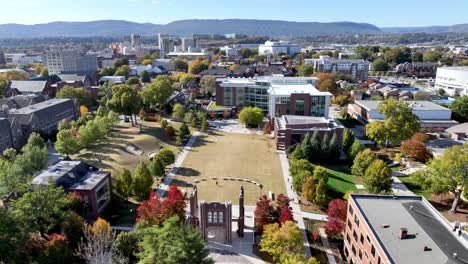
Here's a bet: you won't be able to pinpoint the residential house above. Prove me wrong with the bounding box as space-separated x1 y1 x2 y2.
6 80 55 97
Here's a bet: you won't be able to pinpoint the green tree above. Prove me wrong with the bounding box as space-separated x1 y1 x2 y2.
201 117 208 131
320 133 331 161
138 217 212 264
13 185 68 238
172 58 188 72
200 75 216 95
423 50 442 62
329 132 340 160
133 161 154 202
179 123 191 140
55 129 80 156
297 64 314 77
314 179 328 207
419 144 467 212
150 156 165 178
366 99 419 146
364 159 392 194
40 67 49 76
351 149 377 177
61 211 85 249
291 145 305 161
0 209 27 263
238 107 264 127
342 129 355 153
259 221 304 264
289 159 314 178
313 166 329 183
172 103 186 121
141 70 151 83
113 231 140 264
107 84 141 126
156 148 176 166
141 75 173 109
115 65 131 77
56 86 92 107
179 73 196 85
450 96 468 122
188 60 209 74
115 169 133 200
126 77 141 85
347 140 365 161
372 58 389 71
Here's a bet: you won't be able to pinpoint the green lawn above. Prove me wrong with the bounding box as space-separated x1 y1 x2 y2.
324 165 360 199
398 176 431 199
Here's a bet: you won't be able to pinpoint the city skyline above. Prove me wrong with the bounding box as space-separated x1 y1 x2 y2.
1 0 468 28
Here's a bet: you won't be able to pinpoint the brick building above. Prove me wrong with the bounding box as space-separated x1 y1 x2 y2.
344 195 468 264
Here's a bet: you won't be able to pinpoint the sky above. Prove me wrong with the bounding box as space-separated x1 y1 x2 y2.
1 0 467 27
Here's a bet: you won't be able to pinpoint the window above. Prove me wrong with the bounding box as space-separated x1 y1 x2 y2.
378 256 381 264
358 249 362 260
349 205 354 215
219 212 224 223
345 246 349 257
346 234 350 243
348 219 352 229
208 212 212 223
353 230 358 241
367 235 370 243
213 212 218 223
360 234 364 244
371 245 376 256
351 245 356 256
354 215 360 227
295 99 305 116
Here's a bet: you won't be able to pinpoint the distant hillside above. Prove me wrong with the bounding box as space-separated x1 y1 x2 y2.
0 19 382 38
382 24 468 34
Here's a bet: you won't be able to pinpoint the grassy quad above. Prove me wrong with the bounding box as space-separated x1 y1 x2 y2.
173 131 286 205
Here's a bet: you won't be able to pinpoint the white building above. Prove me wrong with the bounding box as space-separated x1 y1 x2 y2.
258 41 301 57
45 48 97 76
305 56 370 81
435 67 468 96
5 53 43 65
220 46 239 57
131 34 141 48
181 37 196 52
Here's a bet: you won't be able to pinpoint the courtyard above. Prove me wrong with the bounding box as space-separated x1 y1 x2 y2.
173 131 286 205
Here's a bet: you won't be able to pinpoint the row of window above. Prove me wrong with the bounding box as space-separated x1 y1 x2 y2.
207 211 224 224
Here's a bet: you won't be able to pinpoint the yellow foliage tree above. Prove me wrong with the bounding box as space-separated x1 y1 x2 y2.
91 218 112 238
80 105 89 116
259 221 304 263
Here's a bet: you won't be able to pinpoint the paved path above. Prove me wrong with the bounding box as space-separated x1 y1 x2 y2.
156 131 200 197
391 176 414 195
302 211 328 221
278 151 312 258
319 228 340 264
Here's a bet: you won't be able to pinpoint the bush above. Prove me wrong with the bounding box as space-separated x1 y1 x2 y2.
160 119 168 128
165 126 176 137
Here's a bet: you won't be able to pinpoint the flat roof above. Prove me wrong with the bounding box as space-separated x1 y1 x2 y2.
270 84 331 96
69 171 108 190
282 115 328 125
352 195 468 264
355 100 450 111
437 66 468 72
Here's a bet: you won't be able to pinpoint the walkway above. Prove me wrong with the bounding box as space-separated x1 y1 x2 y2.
318 228 341 264
156 131 200 197
278 151 312 258
391 175 414 195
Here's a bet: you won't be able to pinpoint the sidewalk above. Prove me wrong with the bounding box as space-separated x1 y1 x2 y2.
278 151 312 258
156 131 200 197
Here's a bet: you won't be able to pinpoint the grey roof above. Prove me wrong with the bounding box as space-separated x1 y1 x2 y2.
9 80 48 93
352 195 468 264
0 94 46 110
0 118 11 131
446 122 468 135
8 98 73 115
282 115 328 125
57 74 87 82
355 100 450 111
32 160 107 190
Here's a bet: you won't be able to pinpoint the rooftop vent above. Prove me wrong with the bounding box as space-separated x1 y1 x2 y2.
399 228 408 239
382 224 390 228
423 246 432 251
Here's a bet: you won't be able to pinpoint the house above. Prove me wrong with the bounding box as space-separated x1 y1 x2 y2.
273 115 344 150
57 74 92 88
32 161 112 219
446 122 468 140
348 100 458 132
376 86 399 99
0 94 47 112
6 80 55 97
344 195 468 264
8 98 80 139
181 80 201 96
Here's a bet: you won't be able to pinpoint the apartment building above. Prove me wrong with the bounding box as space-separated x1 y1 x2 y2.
305 56 370 81
435 67 468 96
216 77 331 118
32 161 112 219
45 48 98 77
344 195 468 264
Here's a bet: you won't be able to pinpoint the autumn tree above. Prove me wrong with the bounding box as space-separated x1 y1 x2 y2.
76 218 114 264
254 195 275 234
411 132 430 143
260 221 304 263
188 59 209 74
401 139 432 163
364 159 392 194
162 185 186 223
136 192 165 227
200 75 216 95
325 199 347 239
279 207 294 224
302 176 316 203
315 73 338 95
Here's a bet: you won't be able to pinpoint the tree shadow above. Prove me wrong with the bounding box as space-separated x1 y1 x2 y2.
177 167 201 177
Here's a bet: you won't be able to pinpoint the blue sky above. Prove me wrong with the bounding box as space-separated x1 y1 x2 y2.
1 0 467 27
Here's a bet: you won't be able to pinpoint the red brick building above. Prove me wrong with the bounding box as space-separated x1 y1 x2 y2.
344 195 468 264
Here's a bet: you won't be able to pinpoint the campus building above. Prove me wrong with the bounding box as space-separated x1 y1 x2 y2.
45 48 98 77
348 100 458 132
344 195 468 264
216 77 332 118
435 67 468 96
305 56 370 81
258 41 301 57
32 161 112 219
273 115 344 150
